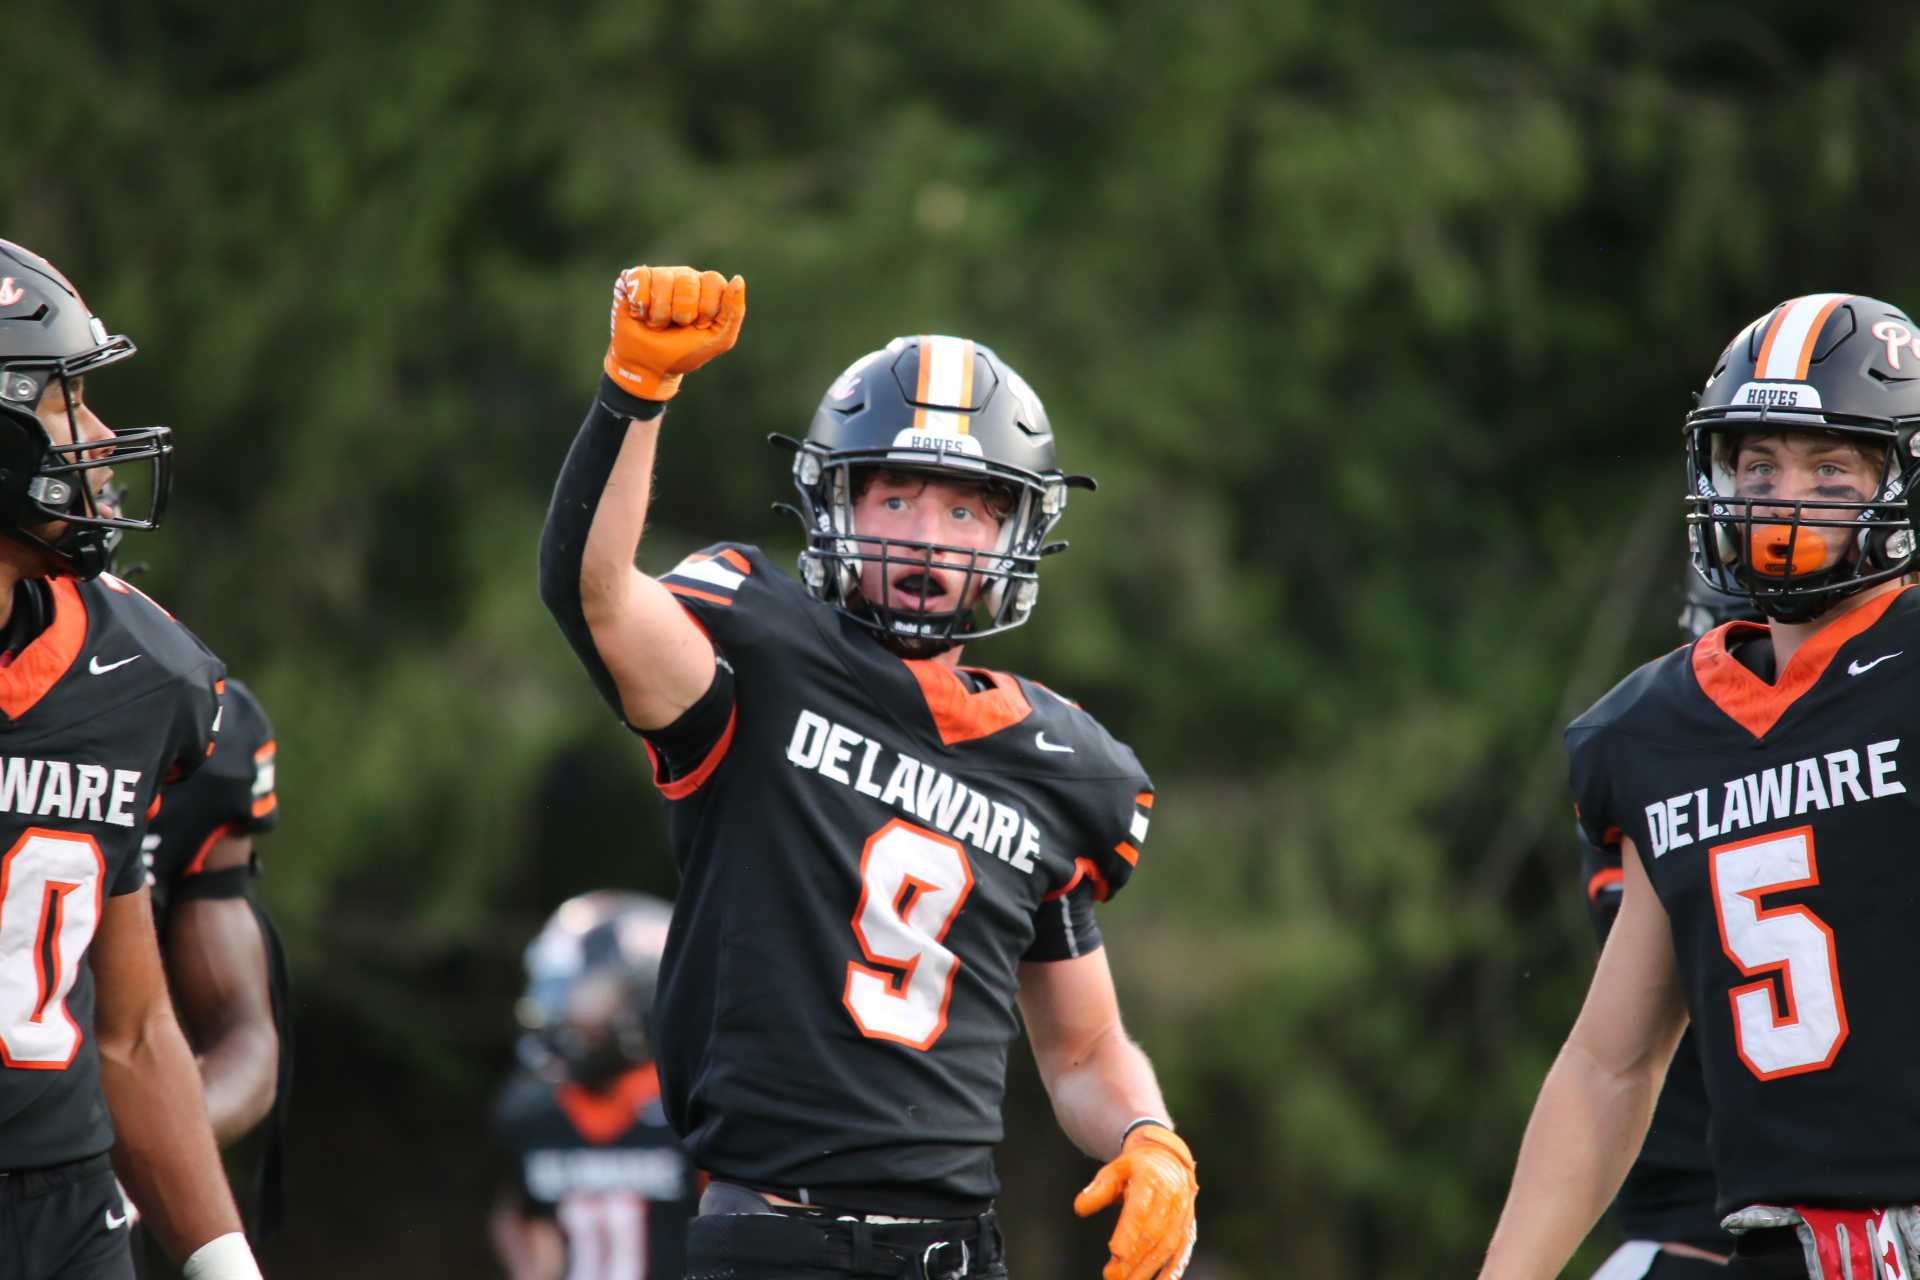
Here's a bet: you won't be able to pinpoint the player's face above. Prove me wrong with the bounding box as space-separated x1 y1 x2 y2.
851 475 1006 614
1731 431 1885 575
26 377 114 540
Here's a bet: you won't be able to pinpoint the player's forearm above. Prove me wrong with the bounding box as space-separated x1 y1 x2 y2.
1037 1023 1172 1162
1478 1040 1663 1280
198 1019 279 1146
491 1200 567 1280
102 1004 245 1260
538 379 667 717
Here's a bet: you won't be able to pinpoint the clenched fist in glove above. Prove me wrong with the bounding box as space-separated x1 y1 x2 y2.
603 265 747 400
1074 1123 1198 1280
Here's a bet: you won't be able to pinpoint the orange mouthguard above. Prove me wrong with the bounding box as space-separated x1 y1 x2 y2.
1750 524 1829 576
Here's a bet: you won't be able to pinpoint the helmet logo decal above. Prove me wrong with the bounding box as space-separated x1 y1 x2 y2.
1756 294 1852 381
829 371 862 401
0 279 21 307
1731 381 1823 411
1872 320 1920 370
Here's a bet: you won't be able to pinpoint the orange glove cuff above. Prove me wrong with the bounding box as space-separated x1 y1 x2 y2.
1125 1123 1196 1176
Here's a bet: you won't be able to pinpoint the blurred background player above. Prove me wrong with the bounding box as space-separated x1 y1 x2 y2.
0 240 261 1280
491 892 695 1280
1580 574 1763 1280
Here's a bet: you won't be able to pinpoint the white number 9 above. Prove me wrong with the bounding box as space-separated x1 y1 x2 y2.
843 819 975 1050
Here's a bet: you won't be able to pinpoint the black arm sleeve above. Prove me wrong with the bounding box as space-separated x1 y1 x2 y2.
538 374 668 728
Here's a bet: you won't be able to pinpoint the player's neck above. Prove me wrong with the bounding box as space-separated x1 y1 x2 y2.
0 545 54 633
931 644 965 669
1769 577 1908 673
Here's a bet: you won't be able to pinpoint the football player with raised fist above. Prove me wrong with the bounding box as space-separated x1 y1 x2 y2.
1481 294 1920 1280
540 265 1198 1280
0 241 259 1280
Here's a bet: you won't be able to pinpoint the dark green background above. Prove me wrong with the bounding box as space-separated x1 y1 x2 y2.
6 1 1918 1276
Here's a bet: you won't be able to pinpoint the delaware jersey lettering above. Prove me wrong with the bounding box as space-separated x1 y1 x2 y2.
1568 585 1920 1212
643 545 1151 1214
0 574 223 1171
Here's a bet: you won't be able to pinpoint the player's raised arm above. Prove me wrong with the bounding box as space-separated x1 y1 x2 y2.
539 265 745 730
1478 838 1690 1280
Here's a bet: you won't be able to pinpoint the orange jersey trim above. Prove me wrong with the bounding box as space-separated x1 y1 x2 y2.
557 1062 661 1146
665 583 733 607
251 793 277 818
1691 587 1908 738
716 548 752 575
0 579 85 721
904 662 1032 745
645 706 737 801
1114 841 1139 866
1586 867 1624 903
184 823 242 876
1135 793 1154 809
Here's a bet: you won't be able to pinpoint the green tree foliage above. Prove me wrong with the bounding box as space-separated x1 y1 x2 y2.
6 0 1920 1275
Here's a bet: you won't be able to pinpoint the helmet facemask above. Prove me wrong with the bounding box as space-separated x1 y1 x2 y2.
0 350 171 580
790 448 1066 657
1685 408 1916 624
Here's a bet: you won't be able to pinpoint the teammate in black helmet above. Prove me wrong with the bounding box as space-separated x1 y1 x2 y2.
0 241 260 1280
492 892 696 1280
540 266 1198 1280
1482 294 1920 1280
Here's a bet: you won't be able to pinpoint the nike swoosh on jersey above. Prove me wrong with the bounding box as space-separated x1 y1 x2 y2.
104 1207 127 1230
88 654 141 674
1035 731 1074 753
1848 652 1902 676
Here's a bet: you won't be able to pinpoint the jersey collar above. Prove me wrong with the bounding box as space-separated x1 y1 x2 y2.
0 577 85 721
1691 585 1911 739
556 1062 660 1146
903 660 1033 745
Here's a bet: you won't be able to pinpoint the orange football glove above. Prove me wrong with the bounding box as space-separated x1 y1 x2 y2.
603 265 747 400
1074 1124 1198 1280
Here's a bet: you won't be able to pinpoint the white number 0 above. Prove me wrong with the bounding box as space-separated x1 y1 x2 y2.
844 819 975 1050
1710 826 1848 1080
0 829 104 1068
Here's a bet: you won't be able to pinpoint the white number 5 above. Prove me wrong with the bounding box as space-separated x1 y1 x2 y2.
844 819 975 1050
1711 826 1848 1080
0 829 104 1068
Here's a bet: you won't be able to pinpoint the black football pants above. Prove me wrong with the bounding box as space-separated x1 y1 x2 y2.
688 1183 1006 1280
0 1155 135 1280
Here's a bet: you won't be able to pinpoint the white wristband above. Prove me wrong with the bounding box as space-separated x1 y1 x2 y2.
182 1233 262 1280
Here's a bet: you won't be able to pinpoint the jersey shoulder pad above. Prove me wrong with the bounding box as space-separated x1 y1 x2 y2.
1567 644 1692 737
81 574 222 683
1017 677 1148 779
657 543 817 644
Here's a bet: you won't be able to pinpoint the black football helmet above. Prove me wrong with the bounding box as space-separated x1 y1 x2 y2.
1686 293 1920 622
516 891 673 1088
782 335 1094 654
0 241 170 580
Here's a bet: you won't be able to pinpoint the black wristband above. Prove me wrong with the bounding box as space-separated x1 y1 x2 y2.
1122 1117 1173 1142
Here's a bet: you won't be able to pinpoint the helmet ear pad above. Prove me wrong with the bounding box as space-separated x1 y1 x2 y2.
0 403 55 550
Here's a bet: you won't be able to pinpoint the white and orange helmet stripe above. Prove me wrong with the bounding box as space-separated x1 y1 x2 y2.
912 334 976 436
1754 293 1853 382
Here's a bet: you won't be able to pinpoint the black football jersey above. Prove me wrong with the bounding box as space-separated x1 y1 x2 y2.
143 677 277 929
0 572 223 1171
493 1064 697 1280
644 544 1152 1214
1581 841 1729 1249
1569 584 1920 1213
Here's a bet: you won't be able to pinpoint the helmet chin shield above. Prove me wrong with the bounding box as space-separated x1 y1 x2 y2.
1684 295 1920 623
787 336 1090 654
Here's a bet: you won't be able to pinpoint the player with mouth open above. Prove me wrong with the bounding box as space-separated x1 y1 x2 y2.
1481 294 1920 1280
540 266 1198 1280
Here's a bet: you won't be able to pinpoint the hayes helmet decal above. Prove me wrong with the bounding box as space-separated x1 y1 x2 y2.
894 335 985 458
1755 293 1853 381
1873 320 1920 371
1732 381 1825 411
